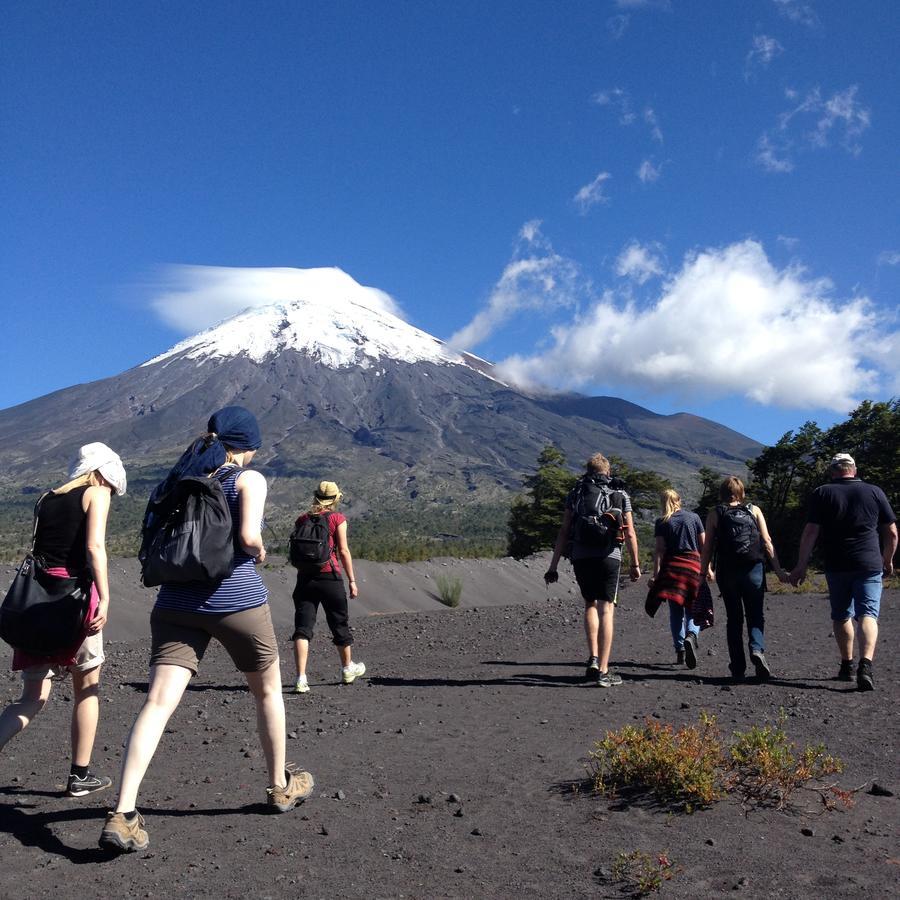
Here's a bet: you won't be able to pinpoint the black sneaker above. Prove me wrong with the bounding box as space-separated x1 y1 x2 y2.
837 659 855 681
857 659 874 692
585 657 600 681
675 650 686 665
66 771 112 797
750 651 771 681
684 633 698 670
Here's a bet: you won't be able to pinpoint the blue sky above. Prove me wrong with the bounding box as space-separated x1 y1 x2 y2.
2 0 898 445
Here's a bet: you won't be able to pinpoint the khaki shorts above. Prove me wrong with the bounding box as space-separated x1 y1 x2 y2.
22 632 105 682
150 604 279 675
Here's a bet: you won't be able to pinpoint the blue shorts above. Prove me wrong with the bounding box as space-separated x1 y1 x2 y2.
825 570 882 622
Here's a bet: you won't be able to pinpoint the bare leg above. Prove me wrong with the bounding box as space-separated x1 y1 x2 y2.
338 645 352 667
115 664 192 812
0 677 51 751
245 661 287 789
597 602 616 672
858 615 878 660
833 618 854 661
292 639 309 679
71 666 101 767
583 603 600 658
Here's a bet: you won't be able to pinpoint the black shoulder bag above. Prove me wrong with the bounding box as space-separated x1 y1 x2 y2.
0 494 94 656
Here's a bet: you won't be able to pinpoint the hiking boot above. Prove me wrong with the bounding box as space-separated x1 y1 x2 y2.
294 675 310 694
837 659 855 682
585 656 600 681
66 770 112 797
267 764 315 813
684 633 699 670
597 670 623 688
750 651 771 681
857 659 874 692
99 811 149 853
341 661 366 685
675 650 686 665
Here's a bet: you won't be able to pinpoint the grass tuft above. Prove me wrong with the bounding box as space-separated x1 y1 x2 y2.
435 574 463 607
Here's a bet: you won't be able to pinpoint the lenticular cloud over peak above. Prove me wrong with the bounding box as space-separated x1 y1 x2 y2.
148 264 405 334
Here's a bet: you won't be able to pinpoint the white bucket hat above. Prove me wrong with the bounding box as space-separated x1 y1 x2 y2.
68 442 127 496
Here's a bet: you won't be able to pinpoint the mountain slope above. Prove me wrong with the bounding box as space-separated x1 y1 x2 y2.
0 269 762 557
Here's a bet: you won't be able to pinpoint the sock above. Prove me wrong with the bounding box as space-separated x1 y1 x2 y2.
860 657 872 666
70 764 89 779
122 810 139 822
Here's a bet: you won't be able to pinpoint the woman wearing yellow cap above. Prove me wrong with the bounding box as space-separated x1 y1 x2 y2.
290 481 365 692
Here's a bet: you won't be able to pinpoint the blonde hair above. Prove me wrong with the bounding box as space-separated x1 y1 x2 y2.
586 453 611 475
52 471 104 495
719 475 746 503
660 488 682 522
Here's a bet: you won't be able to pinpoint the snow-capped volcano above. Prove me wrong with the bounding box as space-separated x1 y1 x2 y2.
143 266 477 371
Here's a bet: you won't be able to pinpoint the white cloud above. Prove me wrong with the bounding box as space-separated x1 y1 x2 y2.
573 171 612 213
637 159 662 183
146 265 403 334
755 132 794 173
607 14 629 39
615 242 665 284
878 250 900 267
755 84 870 172
644 107 663 143
497 240 895 412
777 235 800 250
772 0 819 27
615 0 671 8
593 87 635 125
447 223 579 351
745 34 784 79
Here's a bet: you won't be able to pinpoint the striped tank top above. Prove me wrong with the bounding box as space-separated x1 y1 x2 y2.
154 466 268 614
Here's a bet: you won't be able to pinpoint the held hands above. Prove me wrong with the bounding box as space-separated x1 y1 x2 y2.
884 558 895 578
775 567 790 585
87 599 109 634
543 569 559 585
788 565 806 588
254 547 267 565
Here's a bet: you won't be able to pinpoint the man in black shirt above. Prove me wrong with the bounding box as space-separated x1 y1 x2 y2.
790 453 897 691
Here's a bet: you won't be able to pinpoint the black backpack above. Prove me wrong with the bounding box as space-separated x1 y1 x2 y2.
570 475 627 552
288 512 333 572
139 468 240 587
716 503 763 564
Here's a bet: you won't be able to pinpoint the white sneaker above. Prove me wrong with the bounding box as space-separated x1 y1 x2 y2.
341 661 366 684
294 676 310 694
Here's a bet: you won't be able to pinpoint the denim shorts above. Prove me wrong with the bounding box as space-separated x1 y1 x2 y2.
825 570 882 621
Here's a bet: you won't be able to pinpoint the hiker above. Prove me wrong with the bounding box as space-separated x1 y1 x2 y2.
0 443 126 797
646 489 709 668
99 407 314 854
699 476 787 683
290 481 365 693
789 453 897 691
544 453 642 687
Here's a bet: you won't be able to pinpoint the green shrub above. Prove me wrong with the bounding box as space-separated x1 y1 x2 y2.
589 711 845 813
435 574 463 607
611 850 679 896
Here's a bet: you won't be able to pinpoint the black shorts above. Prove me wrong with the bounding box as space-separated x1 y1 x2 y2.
291 572 352 646
573 556 621 604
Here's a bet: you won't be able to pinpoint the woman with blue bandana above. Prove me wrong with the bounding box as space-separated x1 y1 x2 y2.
100 407 314 854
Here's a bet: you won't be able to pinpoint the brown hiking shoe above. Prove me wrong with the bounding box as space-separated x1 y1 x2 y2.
99 811 149 853
267 764 314 812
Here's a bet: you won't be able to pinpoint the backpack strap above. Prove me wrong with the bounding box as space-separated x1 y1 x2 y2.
29 492 50 554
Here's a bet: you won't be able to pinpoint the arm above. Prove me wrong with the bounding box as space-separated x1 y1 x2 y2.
624 511 641 581
881 522 898 577
651 535 666 581
699 509 717 580
236 470 267 563
83 486 111 634
544 508 573 583
789 523 820 586
753 506 787 582
335 520 358 598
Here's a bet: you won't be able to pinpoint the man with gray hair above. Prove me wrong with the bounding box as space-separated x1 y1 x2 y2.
790 453 897 691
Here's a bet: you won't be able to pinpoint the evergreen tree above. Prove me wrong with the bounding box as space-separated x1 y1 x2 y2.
507 446 577 558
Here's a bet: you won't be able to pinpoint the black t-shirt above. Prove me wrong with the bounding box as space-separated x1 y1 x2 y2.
33 486 90 571
654 509 704 555
807 478 896 572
